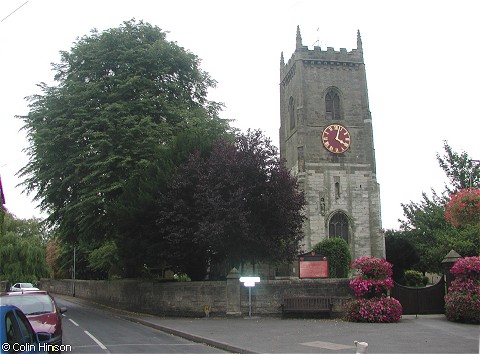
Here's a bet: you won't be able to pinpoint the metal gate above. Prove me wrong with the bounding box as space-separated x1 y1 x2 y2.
391 277 446 315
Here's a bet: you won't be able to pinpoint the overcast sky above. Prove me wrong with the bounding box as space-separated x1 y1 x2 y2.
1 0 479 230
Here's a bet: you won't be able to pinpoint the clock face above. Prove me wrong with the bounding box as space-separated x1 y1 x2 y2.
322 124 351 154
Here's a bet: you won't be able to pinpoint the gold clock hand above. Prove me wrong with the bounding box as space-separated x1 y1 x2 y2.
335 135 344 144
335 136 348 147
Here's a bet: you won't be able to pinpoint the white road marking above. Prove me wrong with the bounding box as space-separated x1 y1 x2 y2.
68 318 79 326
84 330 107 350
301 341 355 350
105 343 197 347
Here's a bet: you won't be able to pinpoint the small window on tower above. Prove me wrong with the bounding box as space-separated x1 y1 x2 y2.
325 91 341 120
334 176 341 199
289 96 296 130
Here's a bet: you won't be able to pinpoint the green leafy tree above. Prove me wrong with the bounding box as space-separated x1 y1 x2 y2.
437 141 480 193
0 213 49 281
17 20 230 277
385 229 419 283
156 130 306 280
52 240 109 280
312 238 351 278
0 209 4 235
441 225 480 258
0 177 5 235
45 238 62 278
88 240 120 279
112 116 232 277
399 142 479 273
399 190 451 273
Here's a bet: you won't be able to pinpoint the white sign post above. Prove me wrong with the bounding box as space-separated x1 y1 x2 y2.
239 276 260 317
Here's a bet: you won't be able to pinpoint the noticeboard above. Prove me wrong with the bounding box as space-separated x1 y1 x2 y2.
299 251 328 279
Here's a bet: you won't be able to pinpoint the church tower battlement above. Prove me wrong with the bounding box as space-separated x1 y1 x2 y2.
281 28 364 87
279 26 385 260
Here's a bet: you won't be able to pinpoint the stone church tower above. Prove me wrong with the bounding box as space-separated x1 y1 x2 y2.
279 26 385 260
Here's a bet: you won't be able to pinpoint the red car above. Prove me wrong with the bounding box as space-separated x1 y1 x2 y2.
0 291 67 346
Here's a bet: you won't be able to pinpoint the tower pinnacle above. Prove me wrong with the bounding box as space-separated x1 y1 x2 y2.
296 25 303 49
280 51 285 66
357 30 363 50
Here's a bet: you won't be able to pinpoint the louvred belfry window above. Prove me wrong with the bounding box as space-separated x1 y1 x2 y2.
325 91 341 120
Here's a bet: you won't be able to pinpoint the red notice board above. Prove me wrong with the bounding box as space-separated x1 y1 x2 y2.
299 252 328 279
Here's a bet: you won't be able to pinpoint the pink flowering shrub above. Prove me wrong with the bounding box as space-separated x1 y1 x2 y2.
344 256 402 322
445 188 480 228
349 256 394 297
350 256 393 279
450 256 480 278
344 297 402 323
445 256 480 324
350 277 394 298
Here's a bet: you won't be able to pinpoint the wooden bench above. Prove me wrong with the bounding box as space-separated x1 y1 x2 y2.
281 296 333 318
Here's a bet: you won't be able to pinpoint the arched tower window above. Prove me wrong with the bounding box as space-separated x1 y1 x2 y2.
325 90 341 120
289 96 296 130
329 212 349 243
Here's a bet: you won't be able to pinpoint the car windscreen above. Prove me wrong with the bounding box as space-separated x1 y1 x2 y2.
1 294 55 315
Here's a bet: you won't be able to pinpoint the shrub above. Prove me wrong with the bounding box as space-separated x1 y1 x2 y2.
445 189 480 228
349 256 394 297
445 292 480 324
444 256 480 324
446 256 480 322
174 273 191 282
344 297 402 323
449 256 480 277
350 256 393 280
349 277 394 298
344 256 401 323
404 270 424 287
312 238 351 278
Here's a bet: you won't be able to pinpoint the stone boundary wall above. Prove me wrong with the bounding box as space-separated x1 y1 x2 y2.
40 278 227 317
40 275 352 317
0 281 9 292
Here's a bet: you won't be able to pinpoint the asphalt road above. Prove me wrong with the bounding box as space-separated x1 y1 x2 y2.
56 296 226 353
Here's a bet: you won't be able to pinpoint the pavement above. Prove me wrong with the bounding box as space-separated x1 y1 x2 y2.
58 295 479 354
